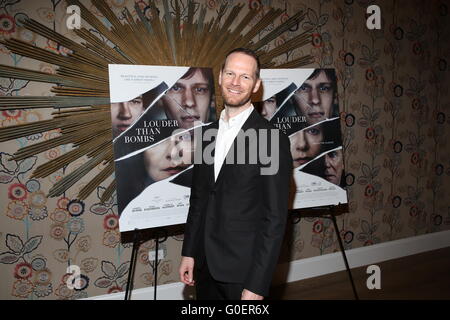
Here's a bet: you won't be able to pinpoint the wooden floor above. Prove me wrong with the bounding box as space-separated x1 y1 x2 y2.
269 246 450 300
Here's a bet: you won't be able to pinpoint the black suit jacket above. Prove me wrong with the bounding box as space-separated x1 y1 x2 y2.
182 109 292 297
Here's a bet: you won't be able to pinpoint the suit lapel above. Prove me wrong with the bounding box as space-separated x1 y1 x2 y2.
204 120 218 189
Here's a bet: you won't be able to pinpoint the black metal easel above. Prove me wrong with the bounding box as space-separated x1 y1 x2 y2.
152 228 167 300
290 203 359 300
124 228 167 300
124 228 140 300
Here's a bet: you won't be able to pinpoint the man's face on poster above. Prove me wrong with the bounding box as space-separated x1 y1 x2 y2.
143 132 193 182
160 68 212 130
290 125 324 169
324 149 344 185
292 70 335 125
261 96 277 120
111 96 144 138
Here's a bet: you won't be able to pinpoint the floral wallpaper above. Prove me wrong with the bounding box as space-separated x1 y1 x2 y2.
0 0 449 299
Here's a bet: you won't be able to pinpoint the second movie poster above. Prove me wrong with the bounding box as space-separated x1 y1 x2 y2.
257 68 348 209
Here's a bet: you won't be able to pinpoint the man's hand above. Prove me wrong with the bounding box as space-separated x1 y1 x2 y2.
179 256 195 286
241 289 264 300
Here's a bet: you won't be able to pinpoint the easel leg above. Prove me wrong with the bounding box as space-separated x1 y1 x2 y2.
154 232 159 300
330 215 359 300
125 229 141 300
153 228 167 300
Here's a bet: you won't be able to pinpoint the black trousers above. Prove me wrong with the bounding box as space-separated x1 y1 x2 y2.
194 260 244 300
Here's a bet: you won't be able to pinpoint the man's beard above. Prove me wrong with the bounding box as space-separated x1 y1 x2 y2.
223 96 252 108
221 89 252 108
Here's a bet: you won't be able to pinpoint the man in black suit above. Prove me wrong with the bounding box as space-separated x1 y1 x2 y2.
179 48 292 300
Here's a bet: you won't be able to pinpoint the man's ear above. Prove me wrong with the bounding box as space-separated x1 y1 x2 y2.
252 78 262 94
218 70 222 86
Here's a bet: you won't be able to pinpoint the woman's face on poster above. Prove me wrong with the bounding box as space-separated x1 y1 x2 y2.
160 68 212 129
290 125 324 168
324 149 344 185
292 70 335 125
143 132 194 181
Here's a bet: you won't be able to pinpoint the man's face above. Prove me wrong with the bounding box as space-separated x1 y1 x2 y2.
292 71 334 125
143 132 193 181
219 52 261 108
261 96 277 120
324 149 344 185
290 125 323 168
161 69 211 129
111 96 144 138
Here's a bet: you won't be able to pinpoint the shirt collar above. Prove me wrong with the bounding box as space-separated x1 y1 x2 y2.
219 105 254 129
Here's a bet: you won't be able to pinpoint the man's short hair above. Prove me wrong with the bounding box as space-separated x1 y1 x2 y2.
222 47 261 79
307 68 337 85
180 67 215 99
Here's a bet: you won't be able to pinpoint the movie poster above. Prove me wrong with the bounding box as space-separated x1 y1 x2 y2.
257 68 348 209
109 65 216 232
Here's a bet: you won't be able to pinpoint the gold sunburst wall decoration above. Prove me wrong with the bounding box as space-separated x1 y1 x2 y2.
0 0 312 202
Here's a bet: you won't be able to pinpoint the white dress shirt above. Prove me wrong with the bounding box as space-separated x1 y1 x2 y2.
214 105 254 181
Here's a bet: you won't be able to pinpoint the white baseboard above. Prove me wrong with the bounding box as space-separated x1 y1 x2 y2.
87 230 450 300
88 281 191 300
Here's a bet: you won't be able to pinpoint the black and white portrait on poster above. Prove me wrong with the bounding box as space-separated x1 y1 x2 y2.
256 68 348 209
108 65 216 232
